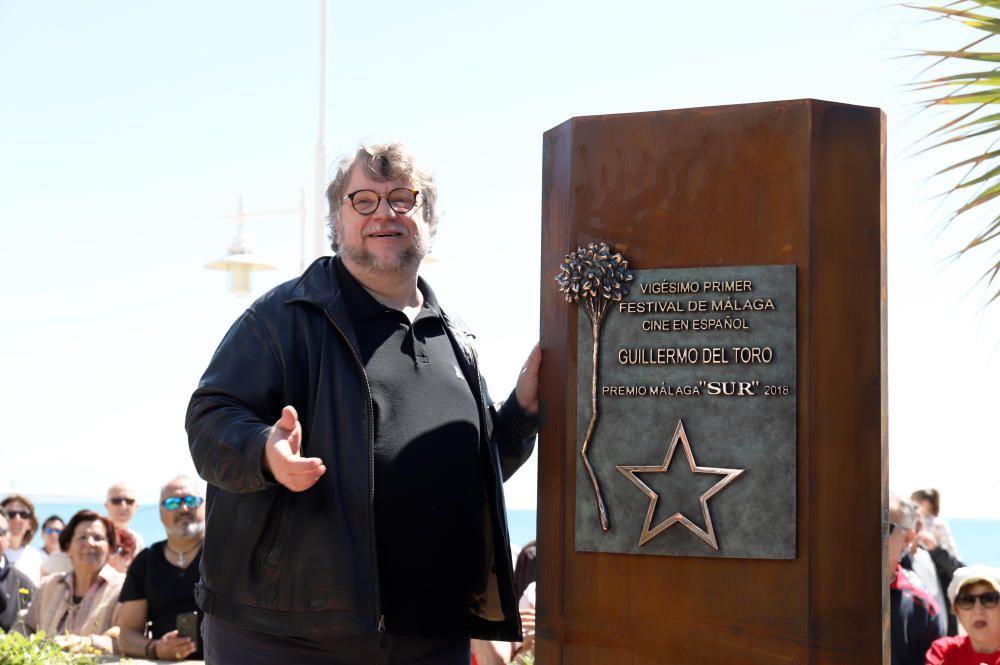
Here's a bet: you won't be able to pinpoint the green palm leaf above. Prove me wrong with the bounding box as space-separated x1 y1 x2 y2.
910 0 1000 302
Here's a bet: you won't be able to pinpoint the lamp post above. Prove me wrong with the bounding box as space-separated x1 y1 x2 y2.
206 191 307 296
208 0 329 294
314 0 329 261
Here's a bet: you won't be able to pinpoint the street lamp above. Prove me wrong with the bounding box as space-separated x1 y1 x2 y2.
206 191 306 296
314 0 329 261
209 0 329 294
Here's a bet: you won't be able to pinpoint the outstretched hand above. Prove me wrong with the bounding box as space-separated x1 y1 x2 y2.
262 405 326 492
515 343 542 415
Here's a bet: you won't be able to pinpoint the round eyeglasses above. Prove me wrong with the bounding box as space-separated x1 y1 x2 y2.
343 188 419 215
161 495 204 511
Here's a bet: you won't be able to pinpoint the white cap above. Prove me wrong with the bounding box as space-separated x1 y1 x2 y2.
947 564 1000 606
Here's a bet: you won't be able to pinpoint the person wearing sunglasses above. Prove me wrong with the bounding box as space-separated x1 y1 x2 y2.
0 510 37 632
39 516 64 559
103 483 145 552
187 142 541 664
889 493 945 665
116 475 205 661
926 565 1000 664
1 494 42 586
39 515 74 578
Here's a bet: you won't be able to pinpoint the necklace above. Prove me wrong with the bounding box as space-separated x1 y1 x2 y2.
165 541 202 567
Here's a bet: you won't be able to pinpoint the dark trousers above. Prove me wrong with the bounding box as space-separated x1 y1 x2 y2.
202 613 471 665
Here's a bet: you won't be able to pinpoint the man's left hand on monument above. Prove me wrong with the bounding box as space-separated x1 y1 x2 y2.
515 343 542 415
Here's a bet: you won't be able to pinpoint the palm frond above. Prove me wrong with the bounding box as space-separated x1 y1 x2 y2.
911 0 1000 301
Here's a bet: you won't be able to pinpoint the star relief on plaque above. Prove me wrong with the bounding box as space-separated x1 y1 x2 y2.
616 419 745 550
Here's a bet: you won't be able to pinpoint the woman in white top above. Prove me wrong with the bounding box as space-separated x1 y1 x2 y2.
2 494 43 586
912 488 961 559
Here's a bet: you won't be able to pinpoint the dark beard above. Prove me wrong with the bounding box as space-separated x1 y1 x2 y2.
335 218 428 274
339 242 422 274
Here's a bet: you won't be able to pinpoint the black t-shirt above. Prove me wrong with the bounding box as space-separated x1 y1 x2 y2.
120 541 203 658
335 259 485 637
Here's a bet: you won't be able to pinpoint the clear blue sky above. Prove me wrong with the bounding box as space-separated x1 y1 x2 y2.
1 0 997 516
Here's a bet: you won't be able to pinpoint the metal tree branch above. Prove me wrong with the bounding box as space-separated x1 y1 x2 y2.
581 315 609 531
555 242 633 534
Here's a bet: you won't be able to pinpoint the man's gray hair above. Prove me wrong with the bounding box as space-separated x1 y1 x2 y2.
160 474 207 497
889 492 918 530
324 142 439 252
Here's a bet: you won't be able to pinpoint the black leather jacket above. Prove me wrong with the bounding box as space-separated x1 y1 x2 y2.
185 257 537 642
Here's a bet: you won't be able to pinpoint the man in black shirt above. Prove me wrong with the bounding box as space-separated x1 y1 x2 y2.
187 142 541 664
115 476 205 661
0 512 35 632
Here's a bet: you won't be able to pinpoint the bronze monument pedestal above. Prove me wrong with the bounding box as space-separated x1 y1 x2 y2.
537 99 887 664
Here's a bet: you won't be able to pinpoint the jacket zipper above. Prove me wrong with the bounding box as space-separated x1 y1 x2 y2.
321 310 383 635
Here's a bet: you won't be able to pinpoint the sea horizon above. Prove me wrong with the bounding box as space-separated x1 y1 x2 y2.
16 498 999 567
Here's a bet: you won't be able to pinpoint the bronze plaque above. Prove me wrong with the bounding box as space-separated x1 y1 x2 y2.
574 264 796 559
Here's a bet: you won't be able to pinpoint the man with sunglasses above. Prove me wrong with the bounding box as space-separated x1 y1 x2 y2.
104 483 144 552
0 511 36 632
926 565 1000 664
187 142 541 664
116 476 205 661
889 493 945 665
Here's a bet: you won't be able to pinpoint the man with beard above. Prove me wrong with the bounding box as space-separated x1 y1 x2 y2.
186 142 541 664
115 476 205 661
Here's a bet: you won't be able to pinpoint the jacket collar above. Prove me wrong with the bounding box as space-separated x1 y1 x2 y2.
286 256 475 339
60 564 121 594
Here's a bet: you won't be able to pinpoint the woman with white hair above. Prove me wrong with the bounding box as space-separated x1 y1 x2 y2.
925 564 1000 664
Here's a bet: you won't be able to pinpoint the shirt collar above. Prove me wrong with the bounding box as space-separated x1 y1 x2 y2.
334 257 390 321
333 256 441 320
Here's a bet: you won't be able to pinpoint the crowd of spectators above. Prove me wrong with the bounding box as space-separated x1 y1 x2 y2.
0 477 205 660
0 481 539 663
8 480 995 663
890 488 1000 665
